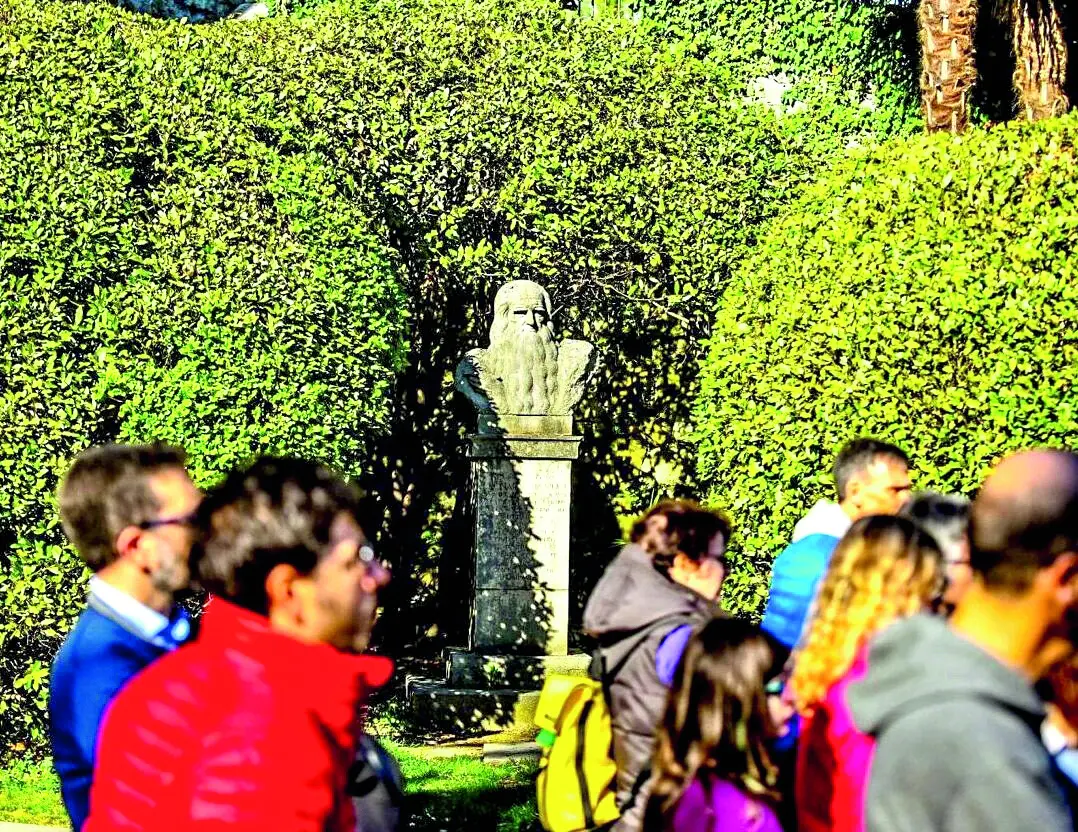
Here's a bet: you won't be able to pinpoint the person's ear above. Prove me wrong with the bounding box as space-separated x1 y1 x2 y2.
1060 553 1078 604
114 526 148 571
845 475 863 507
265 563 302 613
671 552 697 576
1043 553 1078 607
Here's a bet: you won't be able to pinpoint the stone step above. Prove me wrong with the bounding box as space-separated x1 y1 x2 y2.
482 741 542 763
407 677 541 738
447 650 591 688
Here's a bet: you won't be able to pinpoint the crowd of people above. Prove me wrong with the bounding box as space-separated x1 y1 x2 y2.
43 438 1078 831
585 439 1078 832
49 447 393 831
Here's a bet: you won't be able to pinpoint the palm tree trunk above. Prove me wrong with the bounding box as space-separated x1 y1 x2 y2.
919 0 979 132
1009 0 1070 120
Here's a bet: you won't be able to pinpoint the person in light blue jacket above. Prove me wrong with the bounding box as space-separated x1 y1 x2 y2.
762 438 912 651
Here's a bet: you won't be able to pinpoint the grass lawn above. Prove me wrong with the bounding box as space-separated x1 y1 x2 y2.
0 757 68 826
0 746 538 831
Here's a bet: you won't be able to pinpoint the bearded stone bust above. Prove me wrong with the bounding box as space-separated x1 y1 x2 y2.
455 280 597 418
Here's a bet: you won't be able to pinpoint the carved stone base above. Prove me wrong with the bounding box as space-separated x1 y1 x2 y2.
446 650 591 688
405 420 591 734
407 677 542 737
406 652 590 736
468 425 580 656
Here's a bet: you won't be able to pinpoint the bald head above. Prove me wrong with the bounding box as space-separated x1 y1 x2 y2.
970 449 1078 593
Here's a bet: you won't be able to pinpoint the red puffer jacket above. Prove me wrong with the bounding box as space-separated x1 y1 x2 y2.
83 598 393 832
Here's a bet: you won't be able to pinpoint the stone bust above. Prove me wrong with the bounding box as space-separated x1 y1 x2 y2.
455 280 597 416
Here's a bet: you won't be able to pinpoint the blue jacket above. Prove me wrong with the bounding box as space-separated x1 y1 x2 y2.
761 533 840 650
49 600 185 831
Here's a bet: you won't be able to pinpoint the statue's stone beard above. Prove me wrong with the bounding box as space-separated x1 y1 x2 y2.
487 321 558 413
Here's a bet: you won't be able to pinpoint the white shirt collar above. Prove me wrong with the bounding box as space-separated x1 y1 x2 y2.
1042 718 1072 756
89 575 170 643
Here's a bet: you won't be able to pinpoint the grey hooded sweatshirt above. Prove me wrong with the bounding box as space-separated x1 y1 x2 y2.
847 614 1072 832
583 543 718 832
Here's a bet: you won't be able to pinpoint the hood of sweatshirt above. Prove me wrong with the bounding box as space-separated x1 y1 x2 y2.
583 543 716 639
792 500 852 542
848 613 1045 737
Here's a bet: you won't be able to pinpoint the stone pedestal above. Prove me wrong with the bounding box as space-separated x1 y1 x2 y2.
406 413 591 734
469 413 579 656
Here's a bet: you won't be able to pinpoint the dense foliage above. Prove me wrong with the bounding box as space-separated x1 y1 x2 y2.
2 0 1032 752
640 0 922 144
0 0 836 749
695 113 1078 615
0 0 408 749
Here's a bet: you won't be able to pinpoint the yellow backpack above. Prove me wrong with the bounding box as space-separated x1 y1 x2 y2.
534 675 620 832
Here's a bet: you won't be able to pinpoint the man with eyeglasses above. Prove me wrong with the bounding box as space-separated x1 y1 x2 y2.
49 443 201 831
84 456 393 832
901 491 972 614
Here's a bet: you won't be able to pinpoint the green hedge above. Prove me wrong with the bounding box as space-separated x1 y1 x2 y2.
695 113 1078 616
2 0 902 750
639 0 921 147
0 2 408 750
199 0 833 642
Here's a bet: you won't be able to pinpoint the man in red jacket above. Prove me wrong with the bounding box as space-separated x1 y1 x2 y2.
84 457 393 832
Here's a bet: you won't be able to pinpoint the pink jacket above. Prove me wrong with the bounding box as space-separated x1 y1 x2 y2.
795 648 874 832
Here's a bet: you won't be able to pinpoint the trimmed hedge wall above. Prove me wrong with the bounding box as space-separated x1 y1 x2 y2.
642 0 922 145
0 1 408 750
695 113 1078 616
1 0 921 750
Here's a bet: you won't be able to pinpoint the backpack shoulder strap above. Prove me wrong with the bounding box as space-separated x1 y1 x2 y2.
597 612 698 688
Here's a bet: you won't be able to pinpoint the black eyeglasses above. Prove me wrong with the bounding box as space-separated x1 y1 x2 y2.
137 511 197 530
910 500 968 521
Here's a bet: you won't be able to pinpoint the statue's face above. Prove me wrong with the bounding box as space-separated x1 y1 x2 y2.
509 299 549 333
493 282 552 337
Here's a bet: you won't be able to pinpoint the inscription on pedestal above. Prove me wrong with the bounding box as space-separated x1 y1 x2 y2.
470 440 578 655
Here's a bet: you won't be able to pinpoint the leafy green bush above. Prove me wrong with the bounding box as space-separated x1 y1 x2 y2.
187 0 830 641
695 113 1078 616
0 2 407 750
637 0 922 147
2 0 891 750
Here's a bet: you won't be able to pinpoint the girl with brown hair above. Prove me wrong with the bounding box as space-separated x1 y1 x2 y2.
789 515 943 832
643 617 791 832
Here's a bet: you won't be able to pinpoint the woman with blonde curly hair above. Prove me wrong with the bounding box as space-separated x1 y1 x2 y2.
790 515 943 832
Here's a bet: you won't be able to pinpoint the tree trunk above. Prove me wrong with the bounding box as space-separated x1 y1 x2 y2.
1009 0 1070 120
919 0 979 132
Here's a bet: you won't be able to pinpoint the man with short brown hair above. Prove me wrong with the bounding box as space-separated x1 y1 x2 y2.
50 443 200 831
85 456 392 832
764 438 912 649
